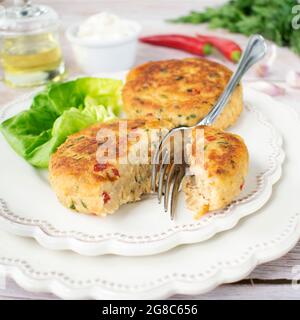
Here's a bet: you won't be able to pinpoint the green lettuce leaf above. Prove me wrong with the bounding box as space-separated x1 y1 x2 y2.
0 77 123 168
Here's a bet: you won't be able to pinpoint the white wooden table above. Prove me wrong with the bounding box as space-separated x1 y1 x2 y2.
1 0 300 300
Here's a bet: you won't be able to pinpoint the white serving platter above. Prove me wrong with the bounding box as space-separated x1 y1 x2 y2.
0 89 298 299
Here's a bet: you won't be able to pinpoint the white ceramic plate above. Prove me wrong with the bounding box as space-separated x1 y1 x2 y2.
0 90 298 299
0 75 284 256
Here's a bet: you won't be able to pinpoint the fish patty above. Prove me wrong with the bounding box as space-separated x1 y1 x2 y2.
49 119 171 216
122 58 243 129
49 119 248 218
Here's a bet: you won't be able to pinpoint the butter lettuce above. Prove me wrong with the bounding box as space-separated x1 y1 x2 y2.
0 77 123 168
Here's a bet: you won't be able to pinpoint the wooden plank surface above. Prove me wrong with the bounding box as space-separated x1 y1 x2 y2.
1 0 300 300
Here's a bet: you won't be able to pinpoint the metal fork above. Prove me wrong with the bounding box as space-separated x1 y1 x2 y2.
151 34 267 220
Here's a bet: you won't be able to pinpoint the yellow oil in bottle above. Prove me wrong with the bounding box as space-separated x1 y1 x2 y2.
1 32 65 87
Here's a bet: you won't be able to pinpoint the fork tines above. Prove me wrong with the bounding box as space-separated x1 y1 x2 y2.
151 134 186 220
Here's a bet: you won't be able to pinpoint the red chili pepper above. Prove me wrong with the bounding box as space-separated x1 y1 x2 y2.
139 34 212 56
196 34 242 63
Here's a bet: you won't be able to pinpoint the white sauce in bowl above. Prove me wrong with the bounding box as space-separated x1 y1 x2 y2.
77 12 136 42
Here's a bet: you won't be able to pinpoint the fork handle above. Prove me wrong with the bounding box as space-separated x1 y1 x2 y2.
198 34 267 126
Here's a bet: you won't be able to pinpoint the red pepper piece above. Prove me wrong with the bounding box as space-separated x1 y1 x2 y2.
102 192 111 204
94 163 109 172
196 34 242 63
112 168 120 177
139 34 212 56
206 136 217 142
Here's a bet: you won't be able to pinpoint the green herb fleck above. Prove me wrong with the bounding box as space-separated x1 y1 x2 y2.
217 141 229 145
69 201 76 210
80 200 87 209
74 136 85 142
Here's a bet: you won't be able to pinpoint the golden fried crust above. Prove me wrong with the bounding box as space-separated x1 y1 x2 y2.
49 119 172 215
51 119 170 172
122 58 243 129
200 126 248 177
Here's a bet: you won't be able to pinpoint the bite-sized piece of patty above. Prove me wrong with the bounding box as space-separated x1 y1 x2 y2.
182 126 249 219
49 119 172 216
122 58 243 130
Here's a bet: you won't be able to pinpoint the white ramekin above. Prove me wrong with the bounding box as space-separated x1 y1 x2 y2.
66 20 141 73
